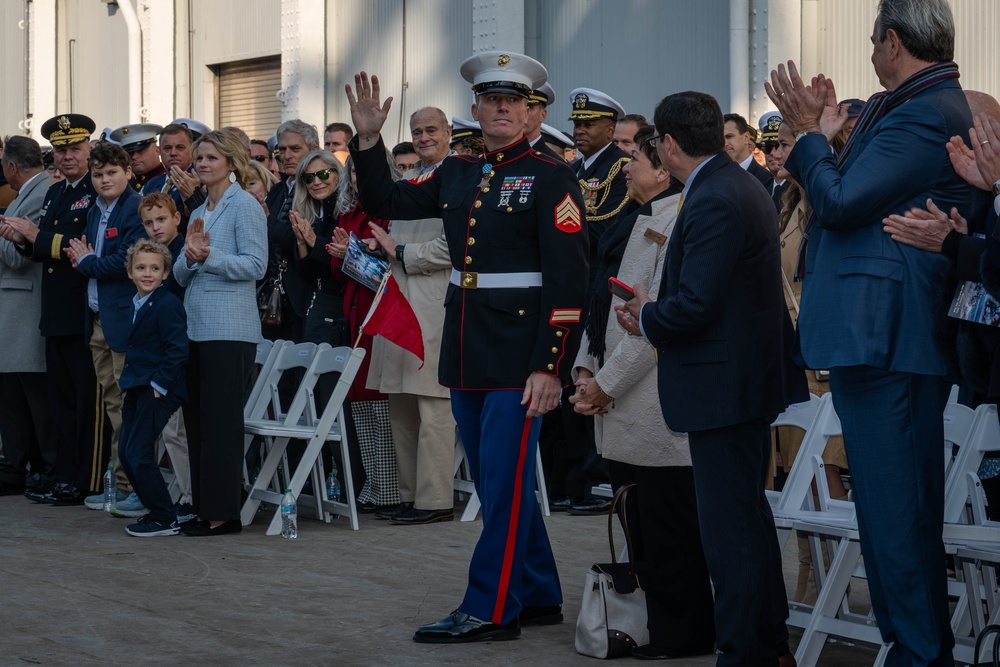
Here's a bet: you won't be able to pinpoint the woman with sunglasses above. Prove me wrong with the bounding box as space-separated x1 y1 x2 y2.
325 153 403 512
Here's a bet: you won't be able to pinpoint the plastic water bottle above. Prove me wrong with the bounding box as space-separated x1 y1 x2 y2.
281 488 298 539
326 467 341 502
102 464 115 513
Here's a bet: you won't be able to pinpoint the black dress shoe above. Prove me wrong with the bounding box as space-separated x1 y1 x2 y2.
548 497 575 512
413 610 520 643
357 501 395 514
373 502 413 520
390 508 453 525
24 472 52 492
181 519 243 536
566 498 612 516
46 484 87 506
632 643 716 660
518 604 563 626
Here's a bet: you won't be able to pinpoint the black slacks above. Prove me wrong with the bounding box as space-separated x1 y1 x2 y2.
607 459 715 653
184 340 254 521
0 371 56 483
46 335 103 492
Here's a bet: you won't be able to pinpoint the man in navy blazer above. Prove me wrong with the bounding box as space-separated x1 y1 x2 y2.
767 0 972 663
619 91 805 666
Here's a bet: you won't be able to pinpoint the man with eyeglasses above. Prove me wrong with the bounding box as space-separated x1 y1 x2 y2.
250 139 275 171
263 119 322 341
757 111 788 212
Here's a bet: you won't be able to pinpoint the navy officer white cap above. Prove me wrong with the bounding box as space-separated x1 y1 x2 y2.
758 110 783 142
540 123 574 149
450 117 483 143
170 117 211 139
109 123 164 153
567 87 626 122
460 51 547 99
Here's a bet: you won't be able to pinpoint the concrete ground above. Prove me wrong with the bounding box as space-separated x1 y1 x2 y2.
1 496 881 666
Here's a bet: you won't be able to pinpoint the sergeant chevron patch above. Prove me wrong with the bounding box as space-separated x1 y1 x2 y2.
554 194 581 233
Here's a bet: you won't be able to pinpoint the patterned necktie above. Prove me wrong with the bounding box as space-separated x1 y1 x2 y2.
278 184 294 223
676 192 684 214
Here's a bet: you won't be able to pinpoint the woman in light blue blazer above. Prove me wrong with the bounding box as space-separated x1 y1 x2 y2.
173 130 267 536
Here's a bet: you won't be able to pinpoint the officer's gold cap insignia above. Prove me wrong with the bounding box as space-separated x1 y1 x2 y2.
58 116 71 131
574 93 589 109
498 54 511 67
767 116 781 131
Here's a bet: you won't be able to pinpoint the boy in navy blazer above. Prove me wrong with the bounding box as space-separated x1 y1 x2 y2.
117 239 188 536
66 142 146 513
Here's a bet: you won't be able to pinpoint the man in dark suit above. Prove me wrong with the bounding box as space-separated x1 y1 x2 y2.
766 0 973 662
2 114 103 504
619 91 805 666
725 113 774 193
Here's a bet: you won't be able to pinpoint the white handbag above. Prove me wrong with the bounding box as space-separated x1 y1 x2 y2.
574 484 650 658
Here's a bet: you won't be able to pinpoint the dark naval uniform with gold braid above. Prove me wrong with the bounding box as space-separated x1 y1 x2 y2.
575 143 631 270
17 174 104 493
352 133 588 625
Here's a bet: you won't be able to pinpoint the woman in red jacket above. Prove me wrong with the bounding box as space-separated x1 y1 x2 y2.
327 153 403 511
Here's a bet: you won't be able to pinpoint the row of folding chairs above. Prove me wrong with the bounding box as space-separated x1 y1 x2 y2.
769 388 1000 666
240 339 366 535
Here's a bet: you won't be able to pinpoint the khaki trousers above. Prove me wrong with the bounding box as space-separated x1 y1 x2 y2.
90 317 129 492
388 393 456 510
159 409 192 504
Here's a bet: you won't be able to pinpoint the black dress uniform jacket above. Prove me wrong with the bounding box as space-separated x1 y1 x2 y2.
18 174 98 337
351 135 589 390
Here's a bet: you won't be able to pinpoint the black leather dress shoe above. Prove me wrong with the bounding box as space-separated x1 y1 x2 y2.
566 498 612 516
373 502 413 520
518 604 563 626
357 501 395 514
390 508 453 525
46 484 87 506
413 611 520 643
548 497 575 512
181 519 243 537
632 643 716 660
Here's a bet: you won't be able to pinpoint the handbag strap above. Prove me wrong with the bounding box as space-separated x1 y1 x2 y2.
607 483 639 584
974 624 1000 665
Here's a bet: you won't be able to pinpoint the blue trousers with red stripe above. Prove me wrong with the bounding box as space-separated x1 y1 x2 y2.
451 389 563 625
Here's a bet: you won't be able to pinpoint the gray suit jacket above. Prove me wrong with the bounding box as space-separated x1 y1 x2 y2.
0 171 54 372
173 182 268 343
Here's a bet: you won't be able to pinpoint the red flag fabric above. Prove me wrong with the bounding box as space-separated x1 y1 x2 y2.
360 273 425 365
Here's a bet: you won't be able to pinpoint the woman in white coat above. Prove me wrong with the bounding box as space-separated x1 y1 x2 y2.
570 126 715 659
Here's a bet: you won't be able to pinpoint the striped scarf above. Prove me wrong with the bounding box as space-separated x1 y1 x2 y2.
794 61 961 280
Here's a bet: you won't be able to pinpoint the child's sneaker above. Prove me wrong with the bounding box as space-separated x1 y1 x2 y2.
84 488 127 510
126 516 180 537
110 492 149 518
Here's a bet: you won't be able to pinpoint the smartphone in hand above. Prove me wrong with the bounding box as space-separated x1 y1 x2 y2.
608 276 635 301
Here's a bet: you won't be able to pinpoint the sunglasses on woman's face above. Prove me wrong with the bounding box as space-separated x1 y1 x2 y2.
301 169 333 184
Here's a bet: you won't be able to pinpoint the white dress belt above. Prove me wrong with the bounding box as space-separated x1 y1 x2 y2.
449 269 543 289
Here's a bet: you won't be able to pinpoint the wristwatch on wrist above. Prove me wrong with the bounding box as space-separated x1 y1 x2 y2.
395 245 405 262
992 179 1000 198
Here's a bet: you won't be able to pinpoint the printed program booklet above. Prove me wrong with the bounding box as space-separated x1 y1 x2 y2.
949 280 1000 327
341 232 388 292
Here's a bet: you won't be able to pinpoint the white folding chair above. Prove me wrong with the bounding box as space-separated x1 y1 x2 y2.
454 432 550 522
241 346 365 534
794 402 993 667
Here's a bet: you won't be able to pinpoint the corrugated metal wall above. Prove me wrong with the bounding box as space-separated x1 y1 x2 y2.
805 0 1000 104
534 0 734 133
58 0 130 130
1 1 27 133
325 0 474 145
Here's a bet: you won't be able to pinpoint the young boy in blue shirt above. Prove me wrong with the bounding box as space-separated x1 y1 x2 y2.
117 238 188 536
66 142 145 513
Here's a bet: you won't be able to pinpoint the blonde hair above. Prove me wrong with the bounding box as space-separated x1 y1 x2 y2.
126 238 173 272
192 130 250 189
246 159 278 193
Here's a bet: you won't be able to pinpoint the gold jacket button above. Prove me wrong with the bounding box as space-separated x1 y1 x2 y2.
73 218 78 222
465 256 472 265
489 170 495 177
474 200 482 209
547 363 554 370
518 309 525 316
468 237 475 245
506 207 513 212
443 203 449 209
47 268 54 273
469 218 476 227
551 347 558 353
497 153 504 161
482 187 490 193
556 331 563 337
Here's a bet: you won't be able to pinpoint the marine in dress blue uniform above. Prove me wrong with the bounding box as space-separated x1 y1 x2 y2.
348 52 589 643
